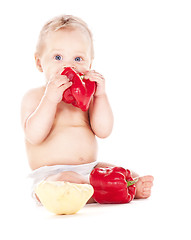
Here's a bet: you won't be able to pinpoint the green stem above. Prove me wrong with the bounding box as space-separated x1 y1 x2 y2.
80 75 85 80
126 178 138 187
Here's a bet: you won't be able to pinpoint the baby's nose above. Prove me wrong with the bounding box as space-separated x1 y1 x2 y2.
62 65 76 70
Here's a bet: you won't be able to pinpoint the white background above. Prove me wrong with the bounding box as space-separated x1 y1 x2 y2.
0 0 190 239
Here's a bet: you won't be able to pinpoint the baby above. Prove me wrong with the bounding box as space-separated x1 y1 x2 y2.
21 15 153 203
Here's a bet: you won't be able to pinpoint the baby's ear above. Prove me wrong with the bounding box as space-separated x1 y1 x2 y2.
34 53 43 72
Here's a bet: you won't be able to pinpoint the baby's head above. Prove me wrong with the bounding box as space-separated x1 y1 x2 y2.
35 15 94 77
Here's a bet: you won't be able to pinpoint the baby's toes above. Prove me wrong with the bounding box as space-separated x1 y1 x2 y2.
142 187 152 198
134 175 154 199
141 175 154 183
143 181 153 188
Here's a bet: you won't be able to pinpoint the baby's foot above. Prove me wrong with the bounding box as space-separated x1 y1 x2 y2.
134 175 154 199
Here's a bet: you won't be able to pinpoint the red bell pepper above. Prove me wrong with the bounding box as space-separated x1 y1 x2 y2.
90 167 138 204
61 67 96 111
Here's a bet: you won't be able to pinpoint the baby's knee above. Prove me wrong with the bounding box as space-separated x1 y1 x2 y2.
46 171 87 184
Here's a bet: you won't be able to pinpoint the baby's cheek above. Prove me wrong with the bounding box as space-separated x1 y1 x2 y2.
78 66 90 74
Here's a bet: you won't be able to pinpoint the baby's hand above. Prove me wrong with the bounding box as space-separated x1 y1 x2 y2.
84 70 105 97
44 72 72 104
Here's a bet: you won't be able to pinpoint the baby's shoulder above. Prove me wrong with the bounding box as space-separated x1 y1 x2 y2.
21 86 46 127
21 86 45 113
22 86 45 103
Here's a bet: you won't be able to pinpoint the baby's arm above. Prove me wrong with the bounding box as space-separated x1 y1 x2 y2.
21 74 72 144
86 71 114 138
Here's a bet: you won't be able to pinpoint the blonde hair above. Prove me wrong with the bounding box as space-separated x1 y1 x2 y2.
35 15 94 59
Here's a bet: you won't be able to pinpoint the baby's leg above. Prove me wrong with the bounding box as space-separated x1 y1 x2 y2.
45 171 88 184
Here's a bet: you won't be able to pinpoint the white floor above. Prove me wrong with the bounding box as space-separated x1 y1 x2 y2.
1 172 190 240
1 1 191 239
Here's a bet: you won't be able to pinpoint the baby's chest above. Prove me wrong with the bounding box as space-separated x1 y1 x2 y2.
54 103 89 127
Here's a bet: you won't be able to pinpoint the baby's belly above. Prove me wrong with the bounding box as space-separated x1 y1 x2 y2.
26 126 98 170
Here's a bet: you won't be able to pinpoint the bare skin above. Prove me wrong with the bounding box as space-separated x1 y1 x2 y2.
22 27 154 205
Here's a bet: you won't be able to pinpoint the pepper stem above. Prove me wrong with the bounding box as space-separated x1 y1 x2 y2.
80 75 85 80
126 178 138 187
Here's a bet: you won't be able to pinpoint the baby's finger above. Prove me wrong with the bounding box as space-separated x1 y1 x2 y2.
85 71 104 79
87 76 104 85
54 76 70 87
92 72 104 78
59 81 72 91
85 73 104 84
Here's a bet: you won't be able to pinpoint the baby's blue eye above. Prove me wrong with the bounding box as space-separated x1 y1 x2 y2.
55 55 62 61
75 57 82 62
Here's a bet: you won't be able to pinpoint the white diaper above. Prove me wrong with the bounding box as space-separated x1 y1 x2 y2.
28 161 98 205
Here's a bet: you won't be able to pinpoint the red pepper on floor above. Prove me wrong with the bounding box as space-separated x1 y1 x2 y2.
90 167 138 204
61 67 96 111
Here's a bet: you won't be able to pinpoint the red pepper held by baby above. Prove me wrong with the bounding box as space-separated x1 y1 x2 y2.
61 67 96 111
